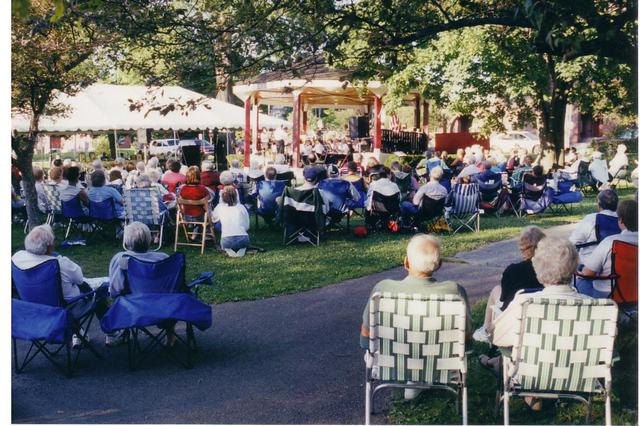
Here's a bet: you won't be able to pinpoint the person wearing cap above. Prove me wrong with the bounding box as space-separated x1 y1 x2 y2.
589 151 609 187
298 166 331 211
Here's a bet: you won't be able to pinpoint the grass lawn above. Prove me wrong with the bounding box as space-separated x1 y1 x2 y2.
386 301 638 425
10 188 636 305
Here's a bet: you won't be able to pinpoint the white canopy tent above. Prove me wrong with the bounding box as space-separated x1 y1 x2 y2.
11 83 290 133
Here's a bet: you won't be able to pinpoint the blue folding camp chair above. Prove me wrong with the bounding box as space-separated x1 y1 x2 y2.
575 214 621 251
549 179 583 214
89 198 121 238
517 181 552 217
445 183 480 233
12 259 106 377
62 196 90 239
279 187 327 246
318 178 353 230
123 188 166 250
100 253 213 370
254 180 286 229
365 191 401 231
346 178 367 217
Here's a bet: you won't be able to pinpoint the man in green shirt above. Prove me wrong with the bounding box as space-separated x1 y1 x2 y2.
359 234 472 400
359 234 472 349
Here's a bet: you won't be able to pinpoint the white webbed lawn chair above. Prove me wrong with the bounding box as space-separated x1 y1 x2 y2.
498 296 618 426
42 183 63 226
123 187 166 250
445 183 480 234
365 292 468 425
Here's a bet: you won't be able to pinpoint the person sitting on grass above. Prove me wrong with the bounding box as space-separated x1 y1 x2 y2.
473 226 545 343
359 234 472 400
575 199 638 298
13 224 125 346
211 185 252 257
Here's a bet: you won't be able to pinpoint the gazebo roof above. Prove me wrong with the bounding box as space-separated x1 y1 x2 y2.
234 57 419 108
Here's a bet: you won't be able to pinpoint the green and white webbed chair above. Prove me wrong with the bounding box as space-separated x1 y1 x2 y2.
364 292 468 425
498 296 618 426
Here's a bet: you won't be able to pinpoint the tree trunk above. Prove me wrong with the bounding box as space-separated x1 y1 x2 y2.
13 132 41 231
538 55 567 167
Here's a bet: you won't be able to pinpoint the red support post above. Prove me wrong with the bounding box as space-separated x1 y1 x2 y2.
422 100 429 133
292 94 301 168
414 95 420 129
373 96 382 151
254 102 260 152
302 110 308 134
244 97 251 166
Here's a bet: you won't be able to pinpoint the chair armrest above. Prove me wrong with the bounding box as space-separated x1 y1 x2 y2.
576 241 598 250
188 271 215 289
64 284 109 310
574 271 616 281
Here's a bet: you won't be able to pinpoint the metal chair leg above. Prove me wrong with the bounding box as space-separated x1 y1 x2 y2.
462 382 468 425
365 380 372 425
605 383 612 426
503 358 510 426
585 394 592 424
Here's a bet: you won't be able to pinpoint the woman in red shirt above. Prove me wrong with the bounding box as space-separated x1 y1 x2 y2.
178 166 210 220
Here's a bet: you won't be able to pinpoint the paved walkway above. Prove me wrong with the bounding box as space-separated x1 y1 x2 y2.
12 224 575 424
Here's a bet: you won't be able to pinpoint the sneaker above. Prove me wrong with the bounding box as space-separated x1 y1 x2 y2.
72 334 82 349
404 388 422 400
472 325 490 343
105 330 127 347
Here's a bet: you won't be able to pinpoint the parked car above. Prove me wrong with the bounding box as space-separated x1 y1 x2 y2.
490 131 541 154
179 139 215 155
149 139 180 156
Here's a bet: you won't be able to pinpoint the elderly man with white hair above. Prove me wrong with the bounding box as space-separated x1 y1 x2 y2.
125 161 147 189
12 225 125 346
108 222 170 298
608 144 629 180
359 234 472 399
400 166 448 225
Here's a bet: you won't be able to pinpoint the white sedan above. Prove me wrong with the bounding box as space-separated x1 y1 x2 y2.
490 131 541 154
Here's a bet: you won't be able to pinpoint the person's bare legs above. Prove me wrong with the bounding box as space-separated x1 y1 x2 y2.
484 285 502 329
473 285 501 343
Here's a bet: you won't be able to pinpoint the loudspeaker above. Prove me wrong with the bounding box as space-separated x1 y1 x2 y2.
349 116 369 140
181 145 201 167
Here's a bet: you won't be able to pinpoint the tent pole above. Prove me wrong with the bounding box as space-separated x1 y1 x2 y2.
113 129 118 160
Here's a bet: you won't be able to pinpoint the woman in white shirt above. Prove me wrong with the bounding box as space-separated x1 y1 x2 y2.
211 185 251 255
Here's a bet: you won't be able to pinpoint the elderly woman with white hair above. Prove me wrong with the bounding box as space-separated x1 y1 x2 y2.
12 225 124 346
473 226 546 343
125 161 147 189
490 237 589 348
108 222 170 298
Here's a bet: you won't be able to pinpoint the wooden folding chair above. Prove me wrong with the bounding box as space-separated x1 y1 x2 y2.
174 198 216 254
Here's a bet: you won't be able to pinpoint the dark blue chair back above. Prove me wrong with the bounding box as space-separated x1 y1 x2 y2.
478 180 501 201
557 180 575 194
318 179 351 213
126 253 186 294
12 260 64 307
371 191 400 215
89 198 117 220
596 214 621 242
256 180 287 215
62 196 85 219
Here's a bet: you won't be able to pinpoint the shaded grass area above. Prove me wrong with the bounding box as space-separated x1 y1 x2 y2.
10 189 633 305
386 301 638 425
